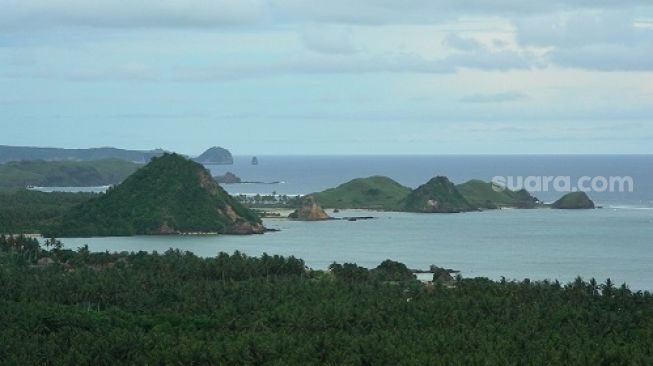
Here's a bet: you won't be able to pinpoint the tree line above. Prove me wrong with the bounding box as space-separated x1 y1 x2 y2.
1 237 652 365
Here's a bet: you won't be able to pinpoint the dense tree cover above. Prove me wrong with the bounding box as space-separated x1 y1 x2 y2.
1 239 652 365
47 153 263 237
0 189 95 234
0 159 141 188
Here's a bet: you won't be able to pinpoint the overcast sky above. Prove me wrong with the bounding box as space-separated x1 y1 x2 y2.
1 0 652 155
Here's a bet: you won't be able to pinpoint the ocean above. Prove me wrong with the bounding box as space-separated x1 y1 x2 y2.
211 155 653 207
53 155 653 289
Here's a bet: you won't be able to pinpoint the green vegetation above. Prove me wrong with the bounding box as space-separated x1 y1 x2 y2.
552 191 596 209
457 179 540 209
0 190 94 234
404 176 476 213
47 153 263 237
312 176 411 210
1 239 651 364
0 159 141 188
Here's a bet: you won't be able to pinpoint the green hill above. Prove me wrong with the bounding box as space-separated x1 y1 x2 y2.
551 192 595 209
457 179 540 209
312 176 411 210
47 153 264 237
404 176 476 213
0 159 141 188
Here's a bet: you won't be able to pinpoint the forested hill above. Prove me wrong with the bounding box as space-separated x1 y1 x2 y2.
47 153 264 237
0 159 140 187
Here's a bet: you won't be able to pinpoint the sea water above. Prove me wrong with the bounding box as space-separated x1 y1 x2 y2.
53 155 653 289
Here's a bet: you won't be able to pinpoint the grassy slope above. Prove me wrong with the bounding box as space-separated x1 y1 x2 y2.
311 176 411 210
457 179 539 209
0 159 141 187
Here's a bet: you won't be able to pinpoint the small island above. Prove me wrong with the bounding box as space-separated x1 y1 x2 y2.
193 146 234 165
288 195 331 221
551 191 596 209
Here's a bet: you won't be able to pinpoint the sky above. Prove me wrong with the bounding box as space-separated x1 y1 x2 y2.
1 0 652 155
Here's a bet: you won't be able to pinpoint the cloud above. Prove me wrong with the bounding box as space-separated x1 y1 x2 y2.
299 25 358 54
1 0 651 30
514 10 653 48
460 91 529 103
512 9 653 71
0 0 267 30
67 63 158 81
549 44 653 71
442 33 482 51
171 49 535 82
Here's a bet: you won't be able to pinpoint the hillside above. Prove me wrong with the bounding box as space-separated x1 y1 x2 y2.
47 153 264 237
404 176 476 213
0 145 165 163
457 179 540 209
311 176 411 210
552 192 595 209
0 159 141 188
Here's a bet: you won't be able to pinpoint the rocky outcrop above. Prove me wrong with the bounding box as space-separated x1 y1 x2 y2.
551 192 595 209
194 147 234 165
289 195 331 221
214 172 242 184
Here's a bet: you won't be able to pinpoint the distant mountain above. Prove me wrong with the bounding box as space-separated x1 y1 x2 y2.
193 147 233 165
457 179 540 209
0 145 166 164
47 153 264 237
404 176 476 213
312 176 411 210
0 159 141 188
0 145 235 165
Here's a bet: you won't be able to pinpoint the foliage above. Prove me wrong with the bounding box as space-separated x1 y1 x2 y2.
457 179 540 209
0 242 651 364
46 153 261 237
0 159 141 188
312 176 411 210
0 189 94 234
404 176 476 213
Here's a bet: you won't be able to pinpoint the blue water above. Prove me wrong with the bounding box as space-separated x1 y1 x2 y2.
209 155 653 206
50 155 653 290
63 208 653 290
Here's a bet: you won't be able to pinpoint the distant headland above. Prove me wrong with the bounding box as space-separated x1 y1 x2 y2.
0 145 233 165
